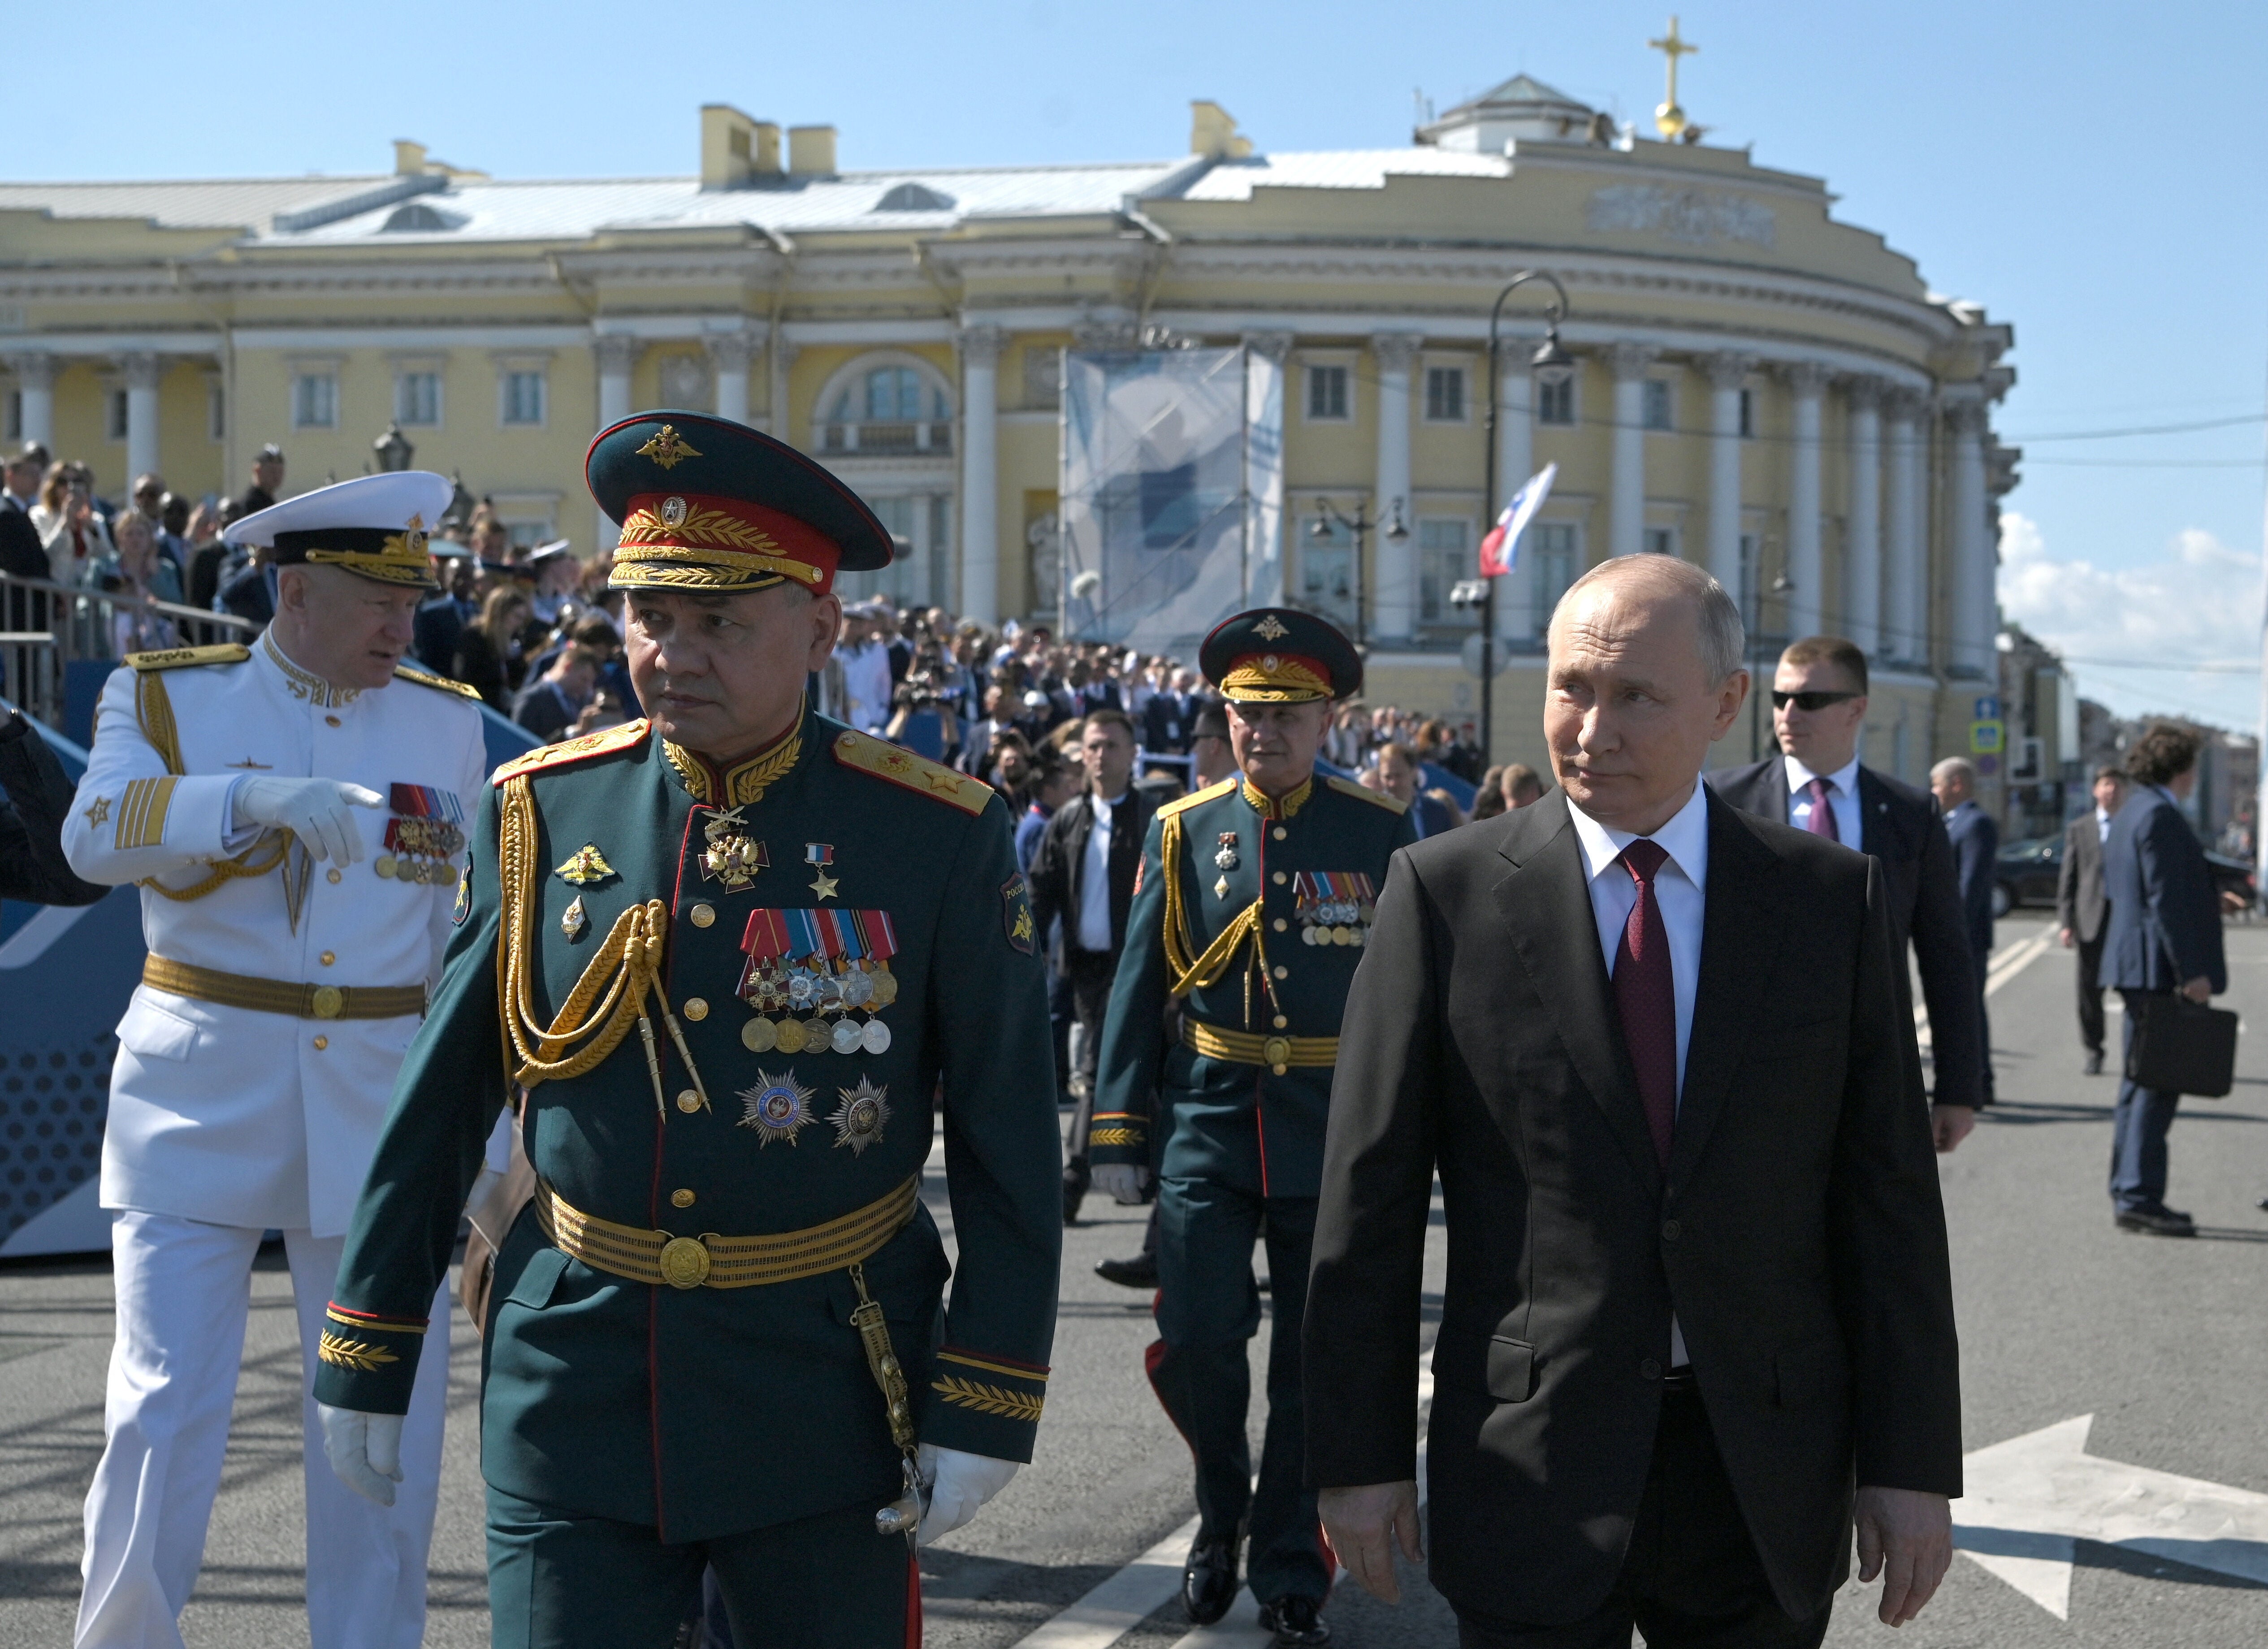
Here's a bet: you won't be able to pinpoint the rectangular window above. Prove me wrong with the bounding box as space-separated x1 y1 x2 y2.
1023 347 1061 411
1642 379 1674 432
1418 518 1476 625
504 520 554 552
1531 524 1577 637
502 370 546 427
207 381 225 442
1642 527 1676 557
1306 364 1349 421
1300 515 1356 626
1738 386 1756 439
293 372 337 430
106 388 129 442
1536 374 1575 427
1424 366 1466 423
4 390 18 442
396 371 441 427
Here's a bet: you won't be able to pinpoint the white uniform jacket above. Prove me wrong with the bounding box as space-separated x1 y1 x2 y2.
61 633 489 1236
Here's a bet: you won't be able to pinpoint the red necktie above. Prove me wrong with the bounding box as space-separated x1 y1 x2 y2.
1612 839 1678 1166
1803 777 1839 842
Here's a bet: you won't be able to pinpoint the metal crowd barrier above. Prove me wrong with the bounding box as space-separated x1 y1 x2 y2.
0 573 259 731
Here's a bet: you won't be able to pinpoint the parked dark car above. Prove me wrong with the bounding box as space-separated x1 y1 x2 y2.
1992 830 2257 919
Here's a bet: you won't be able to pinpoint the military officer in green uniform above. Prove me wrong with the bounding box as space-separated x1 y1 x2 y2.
311 411 1062 1649
1088 610 1415 1647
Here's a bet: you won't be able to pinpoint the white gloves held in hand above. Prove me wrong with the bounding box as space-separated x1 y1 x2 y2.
319 1403 404 1507
915 1442 1019 1545
1091 1163 1150 1205
233 777 384 865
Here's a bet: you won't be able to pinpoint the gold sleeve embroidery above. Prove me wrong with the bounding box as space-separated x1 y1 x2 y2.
930 1376 1045 1423
116 777 179 849
316 1333 400 1372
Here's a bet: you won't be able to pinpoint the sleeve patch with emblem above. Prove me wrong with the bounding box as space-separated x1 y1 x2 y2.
1000 872 1036 954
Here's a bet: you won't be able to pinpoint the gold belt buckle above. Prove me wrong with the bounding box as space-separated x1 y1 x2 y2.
1262 1035 1292 1074
658 1234 712 1289
310 985 345 1020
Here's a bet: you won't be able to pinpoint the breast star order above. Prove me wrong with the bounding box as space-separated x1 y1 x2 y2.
809 868 840 900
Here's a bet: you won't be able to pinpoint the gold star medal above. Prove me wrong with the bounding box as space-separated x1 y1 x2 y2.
805 843 838 900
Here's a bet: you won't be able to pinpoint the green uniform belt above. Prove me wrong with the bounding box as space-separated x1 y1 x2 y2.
143 954 427 1021
535 1174 920 1290
1182 1017 1339 1075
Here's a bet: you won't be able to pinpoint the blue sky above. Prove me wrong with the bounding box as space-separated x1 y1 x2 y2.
22 1 2268 725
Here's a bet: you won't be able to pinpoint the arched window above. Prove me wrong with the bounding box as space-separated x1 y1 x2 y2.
817 356 952 456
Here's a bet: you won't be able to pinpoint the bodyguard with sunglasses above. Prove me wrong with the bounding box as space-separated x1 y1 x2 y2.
1708 636 1984 1150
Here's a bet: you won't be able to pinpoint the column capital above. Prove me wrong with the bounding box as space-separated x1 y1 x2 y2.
1369 333 1424 375
1240 330 1294 365
1841 373 1887 413
114 351 164 391
957 325 1008 368
593 333 642 375
4 352 60 391
1879 384 1929 421
1071 314 1137 352
1696 350 1756 391
1604 341 1660 382
702 329 759 372
1779 359 1833 397
1940 395 1990 438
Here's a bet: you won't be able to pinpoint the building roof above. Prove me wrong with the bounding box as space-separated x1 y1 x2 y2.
0 176 391 231
1167 147 1511 202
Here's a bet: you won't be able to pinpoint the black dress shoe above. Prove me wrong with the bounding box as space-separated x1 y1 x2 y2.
2114 1206 2196 1236
2085 1049 2105 1076
1181 1535 1241 1625
1062 1162 1089 1227
1259 1594 1331 1647
1095 1253 1158 1289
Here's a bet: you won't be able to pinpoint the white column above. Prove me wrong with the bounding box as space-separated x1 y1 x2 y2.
1370 333 1420 641
1782 361 1831 636
766 337 801 443
1945 395 1993 677
1493 353 1537 645
1882 387 1925 664
706 331 756 427
117 353 162 486
4 354 57 450
1843 375 1883 655
957 325 1005 627
1699 352 1753 596
593 335 641 550
1606 343 1657 558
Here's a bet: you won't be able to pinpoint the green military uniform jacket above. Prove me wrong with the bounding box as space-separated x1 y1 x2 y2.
1089 771 1416 1199
312 709 1061 1543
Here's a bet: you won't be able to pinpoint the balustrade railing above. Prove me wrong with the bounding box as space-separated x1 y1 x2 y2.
0 573 259 730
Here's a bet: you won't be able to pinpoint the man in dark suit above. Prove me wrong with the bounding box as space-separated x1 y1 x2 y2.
235 443 284 517
1932 758 2000 1106
1309 555 1960 1647
2057 765 2127 1076
1028 707 1156 1225
2099 723 2227 1236
1708 635 1983 1149
1375 742 1455 837
0 443 52 633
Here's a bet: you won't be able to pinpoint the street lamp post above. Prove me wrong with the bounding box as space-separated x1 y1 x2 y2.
1309 495 1408 649
1478 271 1574 759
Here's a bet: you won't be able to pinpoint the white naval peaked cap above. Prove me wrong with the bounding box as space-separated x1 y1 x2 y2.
225 470 457 589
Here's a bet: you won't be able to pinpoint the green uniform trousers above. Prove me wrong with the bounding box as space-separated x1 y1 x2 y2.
486 1485 916 1649
1147 1178 1329 1606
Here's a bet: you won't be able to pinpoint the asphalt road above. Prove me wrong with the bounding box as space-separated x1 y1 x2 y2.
0 909 2263 1646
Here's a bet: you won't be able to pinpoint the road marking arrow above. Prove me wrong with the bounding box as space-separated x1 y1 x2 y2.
1956 1414 2268 1618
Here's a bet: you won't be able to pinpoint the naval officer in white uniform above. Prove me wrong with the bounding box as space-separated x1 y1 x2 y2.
62 471 489 1649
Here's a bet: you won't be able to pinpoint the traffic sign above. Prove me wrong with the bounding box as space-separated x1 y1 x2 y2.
1974 695 2001 720
1970 719 2004 755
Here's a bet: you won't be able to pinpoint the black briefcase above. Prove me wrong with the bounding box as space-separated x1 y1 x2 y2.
2124 995 2239 1098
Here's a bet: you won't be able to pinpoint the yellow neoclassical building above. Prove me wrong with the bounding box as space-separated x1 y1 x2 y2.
0 73 2016 779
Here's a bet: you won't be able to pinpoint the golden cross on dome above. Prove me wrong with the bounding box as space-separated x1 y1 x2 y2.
1648 15 1699 139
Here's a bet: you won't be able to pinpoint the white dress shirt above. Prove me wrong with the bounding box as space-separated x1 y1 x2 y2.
1783 752 1863 848
2097 806 2112 844
1566 780 1711 1369
1076 788 1125 953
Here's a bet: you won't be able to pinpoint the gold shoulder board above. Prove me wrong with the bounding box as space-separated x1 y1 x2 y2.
1328 774 1410 814
831 730 993 817
1159 777 1238 818
394 662 485 700
126 644 250 673
490 719 652 787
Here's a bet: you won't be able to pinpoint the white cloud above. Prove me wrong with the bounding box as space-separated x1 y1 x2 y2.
1997 511 2263 729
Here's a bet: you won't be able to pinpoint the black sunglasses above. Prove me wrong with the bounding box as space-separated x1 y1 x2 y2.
1771 690 1860 712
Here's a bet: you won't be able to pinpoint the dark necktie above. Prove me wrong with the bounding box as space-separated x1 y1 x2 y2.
1612 839 1679 1166
1803 776 1839 842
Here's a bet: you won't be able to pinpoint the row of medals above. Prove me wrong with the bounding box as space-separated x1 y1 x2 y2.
1301 900 1370 947
376 818 464 885
739 957 898 1056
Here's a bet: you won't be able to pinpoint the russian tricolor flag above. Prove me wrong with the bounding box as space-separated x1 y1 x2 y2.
1477 462 1558 577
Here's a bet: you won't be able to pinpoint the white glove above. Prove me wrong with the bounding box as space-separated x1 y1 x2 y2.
319 1403 404 1507
233 777 384 864
1092 1163 1150 1204
915 1442 1019 1545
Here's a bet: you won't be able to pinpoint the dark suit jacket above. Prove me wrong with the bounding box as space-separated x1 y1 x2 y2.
2099 786 2225 995
1943 800 1998 953
1306 787 1961 1625
1027 787 1156 962
0 503 52 632
1708 757 1983 1108
0 709 108 906
2057 813 2110 944
1142 691 1194 754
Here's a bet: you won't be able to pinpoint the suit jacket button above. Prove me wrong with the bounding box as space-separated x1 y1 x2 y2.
1661 1219 1681 1241
1640 1358 1662 1381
